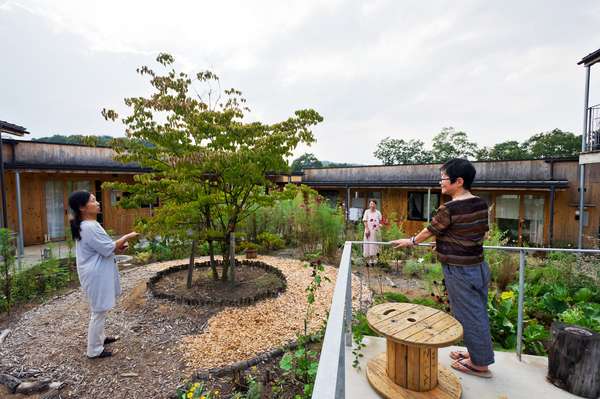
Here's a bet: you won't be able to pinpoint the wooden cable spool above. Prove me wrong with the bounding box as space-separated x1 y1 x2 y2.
366 303 463 399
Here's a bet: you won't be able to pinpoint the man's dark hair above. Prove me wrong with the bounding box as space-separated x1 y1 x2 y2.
441 158 476 190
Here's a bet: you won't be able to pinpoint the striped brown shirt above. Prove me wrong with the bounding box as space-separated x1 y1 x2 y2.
426 197 489 266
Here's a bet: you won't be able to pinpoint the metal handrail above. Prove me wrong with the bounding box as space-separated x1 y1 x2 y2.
312 241 600 399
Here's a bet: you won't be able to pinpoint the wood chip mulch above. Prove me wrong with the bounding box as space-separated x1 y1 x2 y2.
180 255 367 371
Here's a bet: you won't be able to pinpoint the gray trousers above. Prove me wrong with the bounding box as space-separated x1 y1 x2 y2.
87 310 107 357
442 262 495 367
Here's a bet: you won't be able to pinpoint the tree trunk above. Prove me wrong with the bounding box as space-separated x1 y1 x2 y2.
186 240 197 289
203 205 219 281
208 240 218 280
228 232 236 284
547 322 600 399
221 233 230 282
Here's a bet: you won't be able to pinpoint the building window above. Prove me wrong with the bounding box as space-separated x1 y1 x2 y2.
407 192 440 221
495 194 520 243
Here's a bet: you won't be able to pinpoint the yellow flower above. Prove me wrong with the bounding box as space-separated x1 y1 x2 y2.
500 291 514 301
187 393 192 399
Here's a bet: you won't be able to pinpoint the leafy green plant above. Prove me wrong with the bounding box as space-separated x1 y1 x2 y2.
522 321 549 355
487 291 518 349
257 232 285 252
0 228 16 314
402 259 422 278
559 303 600 332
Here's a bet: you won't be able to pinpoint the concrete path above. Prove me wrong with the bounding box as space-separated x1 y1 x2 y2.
347 336 579 399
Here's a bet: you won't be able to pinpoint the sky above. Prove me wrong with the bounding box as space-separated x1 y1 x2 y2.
1 0 599 164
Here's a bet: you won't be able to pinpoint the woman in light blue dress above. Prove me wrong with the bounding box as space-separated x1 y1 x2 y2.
68 191 138 359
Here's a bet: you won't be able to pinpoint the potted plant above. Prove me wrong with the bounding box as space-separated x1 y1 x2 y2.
241 242 260 259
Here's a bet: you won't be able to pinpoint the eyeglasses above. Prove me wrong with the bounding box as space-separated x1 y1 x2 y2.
439 177 451 182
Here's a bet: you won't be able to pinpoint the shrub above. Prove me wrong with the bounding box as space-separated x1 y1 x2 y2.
403 259 422 278
257 232 285 251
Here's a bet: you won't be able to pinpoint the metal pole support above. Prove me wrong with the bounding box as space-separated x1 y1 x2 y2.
516 249 526 361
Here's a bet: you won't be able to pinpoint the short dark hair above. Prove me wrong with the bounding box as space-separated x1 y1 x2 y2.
369 199 377 205
441 158 476 190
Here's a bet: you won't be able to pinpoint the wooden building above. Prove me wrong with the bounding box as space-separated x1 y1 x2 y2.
301 159 600 248
0 139 151 246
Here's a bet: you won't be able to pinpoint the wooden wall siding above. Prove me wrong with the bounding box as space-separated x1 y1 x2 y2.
3 141 139 170
0 172 150 245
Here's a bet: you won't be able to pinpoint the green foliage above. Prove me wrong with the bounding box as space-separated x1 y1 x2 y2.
1 258 76 313
487 291 518 349
431 127 479 161
32 134 115 147
522 321 549 356
559 303 600 332
382 292 410 303
0 229 16 313
103 53 322 282
484 141 529 161
291 153 323 172
373 137 433 165
257 232 285 251
176 382 218 399
244 186 345 260
403 259 422 278
524 129 581 158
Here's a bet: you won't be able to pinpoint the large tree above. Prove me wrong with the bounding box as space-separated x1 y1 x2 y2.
431 127 479 162
523 129 581 158
291 153 323 172
373 137 433 165
483 140 529 161
103 53 322 284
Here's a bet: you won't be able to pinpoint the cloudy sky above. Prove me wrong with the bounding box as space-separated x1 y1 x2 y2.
1 0 599 164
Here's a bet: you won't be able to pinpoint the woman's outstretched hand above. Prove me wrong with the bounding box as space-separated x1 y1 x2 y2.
115 232 139 253
392 238 413 249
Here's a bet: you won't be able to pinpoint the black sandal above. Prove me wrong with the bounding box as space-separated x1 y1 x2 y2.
104 336 119 345
88 350 113 359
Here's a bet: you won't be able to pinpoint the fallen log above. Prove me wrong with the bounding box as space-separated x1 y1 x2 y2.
547 322 600 399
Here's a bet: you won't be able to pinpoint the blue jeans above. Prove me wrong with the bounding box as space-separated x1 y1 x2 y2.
442 262 495 367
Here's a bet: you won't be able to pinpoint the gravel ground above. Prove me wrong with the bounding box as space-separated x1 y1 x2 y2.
0 256 368 399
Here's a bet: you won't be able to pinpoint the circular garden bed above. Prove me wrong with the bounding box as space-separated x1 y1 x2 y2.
148 260 287 306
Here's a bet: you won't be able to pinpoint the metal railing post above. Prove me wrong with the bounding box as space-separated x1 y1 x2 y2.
516 249 526 361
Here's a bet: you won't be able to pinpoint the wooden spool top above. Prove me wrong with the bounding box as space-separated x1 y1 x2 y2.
367 302 463 348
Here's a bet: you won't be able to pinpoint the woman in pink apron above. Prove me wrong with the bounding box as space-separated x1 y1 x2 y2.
363 200 382 266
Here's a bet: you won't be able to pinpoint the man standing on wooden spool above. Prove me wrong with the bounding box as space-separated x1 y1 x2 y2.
392 158 494 378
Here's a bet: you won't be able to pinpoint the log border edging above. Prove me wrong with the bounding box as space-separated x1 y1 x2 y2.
147 259 287 307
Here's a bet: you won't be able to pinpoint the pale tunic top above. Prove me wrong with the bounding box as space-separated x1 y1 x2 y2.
363 209 382 257
76 220 120 313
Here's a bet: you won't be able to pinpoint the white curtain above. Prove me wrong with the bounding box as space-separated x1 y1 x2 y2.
45 181 65 240
495 195 520 219
524 195 545 245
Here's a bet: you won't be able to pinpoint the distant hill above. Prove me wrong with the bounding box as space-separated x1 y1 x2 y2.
321 161 362 168
32 134 114 146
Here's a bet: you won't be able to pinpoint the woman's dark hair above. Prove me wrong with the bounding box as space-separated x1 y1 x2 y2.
68 191 91 240
369 199 378 205
441 158 476 190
